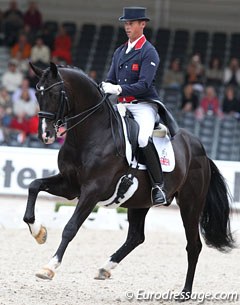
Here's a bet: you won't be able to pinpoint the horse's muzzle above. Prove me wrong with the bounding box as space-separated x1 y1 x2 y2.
42 131 55 144
40 117 56 144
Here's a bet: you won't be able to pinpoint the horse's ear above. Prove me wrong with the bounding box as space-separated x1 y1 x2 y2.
50 61 58 78
29 62 43 78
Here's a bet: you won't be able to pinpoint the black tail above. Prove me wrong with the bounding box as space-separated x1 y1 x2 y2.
200 158 235 252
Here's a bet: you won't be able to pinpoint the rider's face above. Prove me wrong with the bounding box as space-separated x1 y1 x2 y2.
124 20 146 42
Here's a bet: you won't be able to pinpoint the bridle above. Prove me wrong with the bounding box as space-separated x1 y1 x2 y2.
36 69 125 156
36 72 69 130
36 71 108 136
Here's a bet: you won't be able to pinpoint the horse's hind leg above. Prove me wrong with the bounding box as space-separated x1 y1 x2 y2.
23 174 77 244
176 172 207 301
95 208 149 280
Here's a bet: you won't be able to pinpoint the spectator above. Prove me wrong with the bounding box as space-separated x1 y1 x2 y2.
10 33 32 73
0 105 5 143
21 23 36 45
30 36 50 67
180 84 199 113
234 99 240 117
222 86 239 117
1 59 23 94
205 57 223 87
2 0 24 46
185 53 204 92
52 25 72 64
162 58 184 89
0 86 13 144
12 78 36 104
11 33 32 60
88 70 100 83
223 57 240 87
40 25 55 50
0 86 13 127
10 83 39 137
0 104 9 143
24 1 42 34
196 86 222 119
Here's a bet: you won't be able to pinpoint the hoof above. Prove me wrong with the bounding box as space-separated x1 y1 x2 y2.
35 267 55 280
94 268 111 280
34 226 47 244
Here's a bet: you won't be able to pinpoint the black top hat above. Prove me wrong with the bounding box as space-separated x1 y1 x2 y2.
119 7 150 22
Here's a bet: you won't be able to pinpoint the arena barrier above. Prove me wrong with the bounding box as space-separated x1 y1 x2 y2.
0 146 240 208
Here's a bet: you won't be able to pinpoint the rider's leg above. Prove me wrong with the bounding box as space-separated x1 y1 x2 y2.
125 102 166 206
141 138 166 205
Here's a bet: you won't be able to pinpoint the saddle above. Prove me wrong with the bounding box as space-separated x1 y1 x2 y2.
122 108 139 160
115 103 175 172
97 103 175 209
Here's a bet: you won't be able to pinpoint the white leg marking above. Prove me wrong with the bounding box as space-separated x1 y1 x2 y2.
29 221 41 237
45 255 60 272
101 258 118 272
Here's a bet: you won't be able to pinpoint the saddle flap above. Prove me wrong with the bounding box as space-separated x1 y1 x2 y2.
116 104 175 172
124 113 139 159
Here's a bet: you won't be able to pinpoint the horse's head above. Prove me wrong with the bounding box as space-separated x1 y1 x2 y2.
30 62 69 144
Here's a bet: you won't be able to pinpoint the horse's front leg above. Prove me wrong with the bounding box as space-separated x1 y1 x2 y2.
23 174 78 244
95 208 149 280
35 183 98 280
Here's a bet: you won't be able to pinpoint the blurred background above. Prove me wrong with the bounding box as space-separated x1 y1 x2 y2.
0 1 240 221
0 0 240 160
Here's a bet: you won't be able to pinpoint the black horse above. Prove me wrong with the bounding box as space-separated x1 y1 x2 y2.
23 63 234 300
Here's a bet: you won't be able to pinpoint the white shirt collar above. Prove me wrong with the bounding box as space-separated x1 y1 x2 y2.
126 34 144 54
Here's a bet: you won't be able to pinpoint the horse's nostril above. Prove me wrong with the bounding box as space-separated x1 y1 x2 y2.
46 131 50 138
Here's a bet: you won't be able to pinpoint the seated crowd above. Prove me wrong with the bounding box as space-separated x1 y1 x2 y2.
0 1 240 147
0 1 73 145
163 54 240 121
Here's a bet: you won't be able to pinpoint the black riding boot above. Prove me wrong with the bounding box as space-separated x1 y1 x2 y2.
141 139 167 206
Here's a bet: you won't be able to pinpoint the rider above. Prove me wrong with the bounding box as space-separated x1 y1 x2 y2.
101 7 167 206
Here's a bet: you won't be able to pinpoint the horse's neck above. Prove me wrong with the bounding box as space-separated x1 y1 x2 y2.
62 71 114 145
65 99 112 147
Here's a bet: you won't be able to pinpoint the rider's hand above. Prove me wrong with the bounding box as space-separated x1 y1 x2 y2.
101 82 122 95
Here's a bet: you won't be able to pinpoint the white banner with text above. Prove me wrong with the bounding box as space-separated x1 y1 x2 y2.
0 146 240 207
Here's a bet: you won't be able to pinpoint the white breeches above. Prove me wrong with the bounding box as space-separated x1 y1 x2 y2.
123 102 158 148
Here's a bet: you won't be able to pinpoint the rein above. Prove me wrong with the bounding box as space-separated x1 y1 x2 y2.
37 69 125 156
60 93 109 136
36 72 108 136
